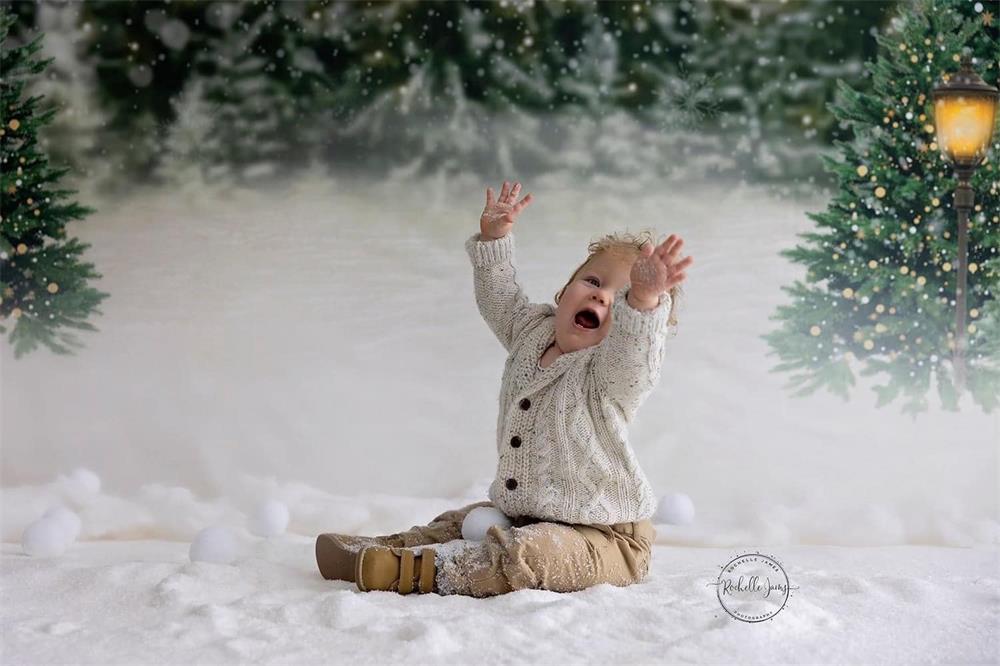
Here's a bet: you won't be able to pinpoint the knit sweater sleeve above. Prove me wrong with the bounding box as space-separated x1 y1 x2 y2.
465 231 540 353
591 286 673 422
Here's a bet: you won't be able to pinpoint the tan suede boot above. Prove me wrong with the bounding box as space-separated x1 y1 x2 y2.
355 545 437 595
315 533 407 583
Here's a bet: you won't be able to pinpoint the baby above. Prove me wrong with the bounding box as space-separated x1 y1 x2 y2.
316 180 692 597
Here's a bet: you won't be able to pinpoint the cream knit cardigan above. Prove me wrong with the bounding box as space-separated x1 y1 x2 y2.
466 231 671 525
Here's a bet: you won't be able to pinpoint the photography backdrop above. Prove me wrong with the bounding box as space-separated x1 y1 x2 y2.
2 172 996 546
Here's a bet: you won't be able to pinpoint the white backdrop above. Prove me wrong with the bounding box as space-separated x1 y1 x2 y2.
3 172 997 545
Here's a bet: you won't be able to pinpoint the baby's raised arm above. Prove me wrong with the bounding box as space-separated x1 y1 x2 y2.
465 181 543 352
591 235 693 422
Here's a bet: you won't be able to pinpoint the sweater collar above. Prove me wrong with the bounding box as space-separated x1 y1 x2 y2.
510 309 596 402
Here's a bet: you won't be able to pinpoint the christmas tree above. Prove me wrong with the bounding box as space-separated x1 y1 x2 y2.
0 8 108 358
763 0 1000 416
3 1 107 194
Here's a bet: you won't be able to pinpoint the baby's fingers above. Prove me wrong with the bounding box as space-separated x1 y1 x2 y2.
512 192 533 213
672 255 694 271
656 235 681 259
666 271 687 289
486 187 495 207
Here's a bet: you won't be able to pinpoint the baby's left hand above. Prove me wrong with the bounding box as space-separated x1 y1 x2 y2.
630 234 693 302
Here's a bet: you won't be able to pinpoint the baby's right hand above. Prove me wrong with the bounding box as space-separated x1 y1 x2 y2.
480 180 533 241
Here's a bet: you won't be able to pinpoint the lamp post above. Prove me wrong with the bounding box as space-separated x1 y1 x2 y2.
931 55 998 394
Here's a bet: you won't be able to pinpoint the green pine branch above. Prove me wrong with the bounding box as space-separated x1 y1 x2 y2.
0 7 109 358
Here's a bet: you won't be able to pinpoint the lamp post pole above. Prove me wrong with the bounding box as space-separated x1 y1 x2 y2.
931 55 999 396
952 168 974 393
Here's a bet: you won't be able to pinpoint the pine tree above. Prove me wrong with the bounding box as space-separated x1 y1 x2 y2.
690 0 899 186
153 76 225 191
75 0 332 191
535 4 724 188
173 1 330 187
318 1 730 183
50 0 897 188
194 6 284 186
76 0 208 192
763 0 1000 416
12 1 107 194
316 0 898 186
0 9 109 358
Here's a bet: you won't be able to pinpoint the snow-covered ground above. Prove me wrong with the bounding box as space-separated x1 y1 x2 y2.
2 171 998 663
3 528 997 664
2 471 999 664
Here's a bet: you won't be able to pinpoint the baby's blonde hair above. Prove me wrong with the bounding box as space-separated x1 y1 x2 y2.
554 229 683 330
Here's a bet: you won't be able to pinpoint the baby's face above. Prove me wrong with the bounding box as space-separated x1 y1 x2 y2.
554 250 634 353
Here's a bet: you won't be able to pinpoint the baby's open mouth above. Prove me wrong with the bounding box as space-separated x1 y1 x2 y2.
574 308 600 330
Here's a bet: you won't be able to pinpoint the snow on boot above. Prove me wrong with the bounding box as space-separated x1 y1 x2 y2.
315 533 407 583
355 545 437 594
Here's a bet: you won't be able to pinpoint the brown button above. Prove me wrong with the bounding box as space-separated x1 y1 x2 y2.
506 478 518 490
519 398 531 410
510 436 522 448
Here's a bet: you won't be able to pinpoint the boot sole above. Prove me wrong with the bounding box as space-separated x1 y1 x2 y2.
315 534 360 583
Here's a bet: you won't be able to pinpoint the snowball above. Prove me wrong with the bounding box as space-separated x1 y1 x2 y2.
43 505 82 543
69 468 101 494
189 526 239 564
249 500 289 538
22 518 69 557
461 506 513 541
655 492 695 525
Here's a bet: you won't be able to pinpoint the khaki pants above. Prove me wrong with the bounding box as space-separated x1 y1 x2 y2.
377 500 656 597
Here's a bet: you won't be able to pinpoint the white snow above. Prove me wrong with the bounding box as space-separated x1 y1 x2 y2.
1 480 997 663
189 526 240 565
2 171 998 662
